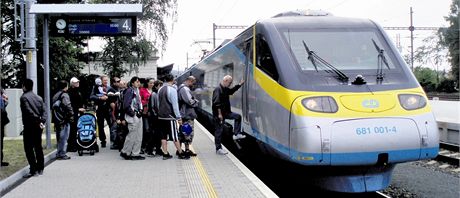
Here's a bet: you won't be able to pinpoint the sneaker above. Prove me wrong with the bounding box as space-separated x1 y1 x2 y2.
185 149 197 157
1 162 9 166
56 155 71 160
177 152 190 159
146 152 155 157
155 150 164 156
176 149 185 156
120 152 132 160
37 170 43 175
232 134 246 140
101 141 106 148
163 153 173 160
216 149 228 155
110 145 119 150
131 155 146 160
61 155 71 160
22 172 37 178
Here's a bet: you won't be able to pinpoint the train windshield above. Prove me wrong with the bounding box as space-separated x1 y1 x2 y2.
283 29 398 71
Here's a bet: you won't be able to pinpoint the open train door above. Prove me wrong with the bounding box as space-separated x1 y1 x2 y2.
242 38 253 124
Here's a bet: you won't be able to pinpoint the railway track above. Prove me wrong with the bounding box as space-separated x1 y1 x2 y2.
427 93 459 101
375 191 391 198
435 142 460 166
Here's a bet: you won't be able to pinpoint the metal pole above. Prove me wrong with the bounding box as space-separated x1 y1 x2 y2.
213 23 216 49
25 0 37 93
43 15 51 149
410 7 414 71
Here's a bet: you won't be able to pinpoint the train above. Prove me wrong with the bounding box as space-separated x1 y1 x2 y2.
175 10 439 192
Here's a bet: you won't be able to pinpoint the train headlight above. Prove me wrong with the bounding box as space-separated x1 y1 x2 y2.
302 96 338 113
398 94 426 110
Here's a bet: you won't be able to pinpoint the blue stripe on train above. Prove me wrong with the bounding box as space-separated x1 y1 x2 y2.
251 127 439 165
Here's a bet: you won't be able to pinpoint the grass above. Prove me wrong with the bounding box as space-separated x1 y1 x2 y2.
0 138 57 180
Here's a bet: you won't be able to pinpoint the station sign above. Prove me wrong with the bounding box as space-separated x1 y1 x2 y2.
50 16 137 36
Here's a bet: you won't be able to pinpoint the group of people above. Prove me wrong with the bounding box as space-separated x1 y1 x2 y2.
0 73 247 179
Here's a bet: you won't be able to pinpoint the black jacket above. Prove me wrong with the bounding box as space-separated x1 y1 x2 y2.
20 90 47 124
212 83 241 117
68 87 83 117
123 87 141 117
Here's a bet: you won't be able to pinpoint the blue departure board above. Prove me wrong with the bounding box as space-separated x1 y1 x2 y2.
50 16 137 36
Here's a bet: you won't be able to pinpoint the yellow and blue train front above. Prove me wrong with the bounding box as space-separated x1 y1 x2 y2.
289 89 439 192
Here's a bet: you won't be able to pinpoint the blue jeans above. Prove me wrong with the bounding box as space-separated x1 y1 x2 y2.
56 123 70 157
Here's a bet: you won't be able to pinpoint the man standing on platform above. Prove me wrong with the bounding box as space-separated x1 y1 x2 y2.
1 87 9 166
90 75 111 147
177 76 199 157
52 80 74 160
67 77 85 152
157 74 188 160
120 77 145 160
20 79 47 177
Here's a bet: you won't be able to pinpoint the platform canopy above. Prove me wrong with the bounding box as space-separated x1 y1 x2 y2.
30 4 143 16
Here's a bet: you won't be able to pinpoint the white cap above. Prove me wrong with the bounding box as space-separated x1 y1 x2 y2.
70 77 80 83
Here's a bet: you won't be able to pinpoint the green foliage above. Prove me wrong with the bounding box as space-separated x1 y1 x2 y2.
1 0 86 91
414 35 447 70
101 37 155 78
414 66 438 92
413 66 457 93
437 78 457 93
48 37 84 90
1 0 26 88
439 0 459 88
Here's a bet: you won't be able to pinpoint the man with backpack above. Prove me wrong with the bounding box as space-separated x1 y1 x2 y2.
177 76 199 157
52 80 74 160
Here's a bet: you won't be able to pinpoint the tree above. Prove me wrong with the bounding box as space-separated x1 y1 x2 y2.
46 37 83 81
413 66 438 92
439 0 459 88
95 0 177 78
1 0 26 88
413 35 448 85
1 0 85 91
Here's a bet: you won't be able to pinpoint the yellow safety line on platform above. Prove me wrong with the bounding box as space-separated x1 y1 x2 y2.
192 153 218 198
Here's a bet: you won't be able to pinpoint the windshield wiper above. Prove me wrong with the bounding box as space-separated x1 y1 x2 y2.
371 39 390 83
302 40 349 83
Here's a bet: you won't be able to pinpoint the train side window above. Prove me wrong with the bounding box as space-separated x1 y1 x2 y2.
256 36 279 81
244 38 253 67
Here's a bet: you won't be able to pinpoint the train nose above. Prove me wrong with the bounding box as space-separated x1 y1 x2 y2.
329 118 422 165
340 94 396 113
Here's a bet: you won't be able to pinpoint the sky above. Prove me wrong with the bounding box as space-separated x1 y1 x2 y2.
87 0 453 72
153 0 453 72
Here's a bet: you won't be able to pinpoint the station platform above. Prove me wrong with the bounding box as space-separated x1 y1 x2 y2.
3 121 278 198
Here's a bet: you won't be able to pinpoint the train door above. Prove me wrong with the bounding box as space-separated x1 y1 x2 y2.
242 39 253 123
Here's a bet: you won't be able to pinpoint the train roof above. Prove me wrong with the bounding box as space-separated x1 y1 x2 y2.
259 15 377 29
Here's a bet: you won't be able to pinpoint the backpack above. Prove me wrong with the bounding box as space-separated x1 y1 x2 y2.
52 91 66 124
115 89 127 120
147 92 158 118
